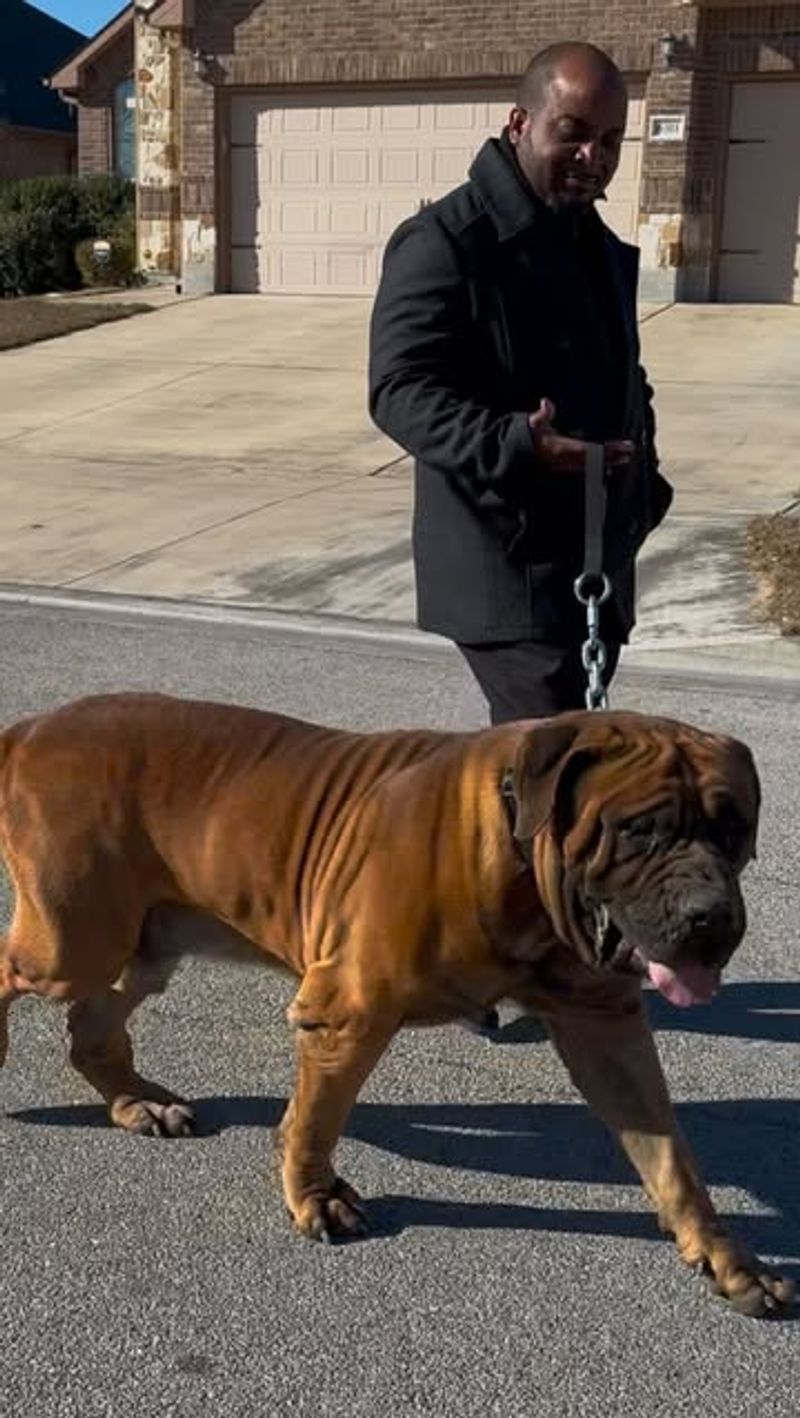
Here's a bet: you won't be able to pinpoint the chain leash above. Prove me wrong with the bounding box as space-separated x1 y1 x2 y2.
574 571 611 711
574 442 612 713
574 443 614 950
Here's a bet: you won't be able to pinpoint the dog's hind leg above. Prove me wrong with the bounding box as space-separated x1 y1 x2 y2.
67 945 193 1138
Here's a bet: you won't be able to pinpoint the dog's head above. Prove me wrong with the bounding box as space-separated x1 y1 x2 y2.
506 711 760 1007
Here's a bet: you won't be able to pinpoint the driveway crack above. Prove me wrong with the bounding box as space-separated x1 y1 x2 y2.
58 470 371 587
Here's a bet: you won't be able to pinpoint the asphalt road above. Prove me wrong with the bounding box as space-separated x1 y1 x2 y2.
0 598 798 1417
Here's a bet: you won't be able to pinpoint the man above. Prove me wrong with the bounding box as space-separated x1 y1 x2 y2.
369 42 673 723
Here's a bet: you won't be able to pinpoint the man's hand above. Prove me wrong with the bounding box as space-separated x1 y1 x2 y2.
528 398 633 472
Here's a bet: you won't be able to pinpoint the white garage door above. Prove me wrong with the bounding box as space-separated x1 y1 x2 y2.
718 81 800 303
229 86 644 295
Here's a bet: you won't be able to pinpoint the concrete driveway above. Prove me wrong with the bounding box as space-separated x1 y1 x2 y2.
0 295 798 677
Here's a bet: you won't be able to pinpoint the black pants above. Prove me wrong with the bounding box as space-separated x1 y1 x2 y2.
457 639 621 725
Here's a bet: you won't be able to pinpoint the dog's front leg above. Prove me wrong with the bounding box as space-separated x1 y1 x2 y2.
537 998 793 1317
279 960 399 1242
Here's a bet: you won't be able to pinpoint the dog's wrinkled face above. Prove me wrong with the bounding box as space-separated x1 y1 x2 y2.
511 712 760 1008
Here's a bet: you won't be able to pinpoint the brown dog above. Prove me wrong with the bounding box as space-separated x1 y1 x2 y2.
0 693 792 1316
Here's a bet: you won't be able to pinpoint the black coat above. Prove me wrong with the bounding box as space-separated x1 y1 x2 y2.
368 136 673 645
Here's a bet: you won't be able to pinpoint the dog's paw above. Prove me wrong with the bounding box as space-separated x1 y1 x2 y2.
690 1238 796 1318
711 1263 795 1318
111 1096 196 1138
290 1178 369 1243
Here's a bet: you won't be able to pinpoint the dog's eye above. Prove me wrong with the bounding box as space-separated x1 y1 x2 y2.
619 815 657 851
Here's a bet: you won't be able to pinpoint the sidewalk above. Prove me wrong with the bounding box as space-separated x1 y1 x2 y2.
0 295 798 681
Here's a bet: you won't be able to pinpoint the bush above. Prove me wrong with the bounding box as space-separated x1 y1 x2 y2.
0 175 135 296
746 511 800 636
0 210 55 296
75 211 138 288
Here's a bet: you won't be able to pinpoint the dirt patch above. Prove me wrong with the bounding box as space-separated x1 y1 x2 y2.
0 298 153 351
746 507 800 636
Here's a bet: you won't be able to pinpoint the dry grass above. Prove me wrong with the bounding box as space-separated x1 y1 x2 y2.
746 508 800 636
0 297 153 351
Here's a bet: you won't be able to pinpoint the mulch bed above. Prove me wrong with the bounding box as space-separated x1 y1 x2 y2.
0 297 153 351
746 506 800 636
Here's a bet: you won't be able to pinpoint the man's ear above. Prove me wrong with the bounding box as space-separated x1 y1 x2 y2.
506 719 591 848
507 106 527 144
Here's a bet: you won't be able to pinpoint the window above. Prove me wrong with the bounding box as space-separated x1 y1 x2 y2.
114 76 136 181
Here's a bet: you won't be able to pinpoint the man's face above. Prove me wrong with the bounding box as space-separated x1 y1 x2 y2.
508 71 628 214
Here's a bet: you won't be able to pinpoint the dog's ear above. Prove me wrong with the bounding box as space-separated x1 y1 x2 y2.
507 720 595 848
708 736 761 866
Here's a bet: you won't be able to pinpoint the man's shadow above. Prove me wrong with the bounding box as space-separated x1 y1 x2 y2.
647 980 800 1043
485 981 800 1046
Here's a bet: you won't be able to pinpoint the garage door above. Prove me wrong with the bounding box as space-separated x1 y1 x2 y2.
229 86 644 295
718 81 800 303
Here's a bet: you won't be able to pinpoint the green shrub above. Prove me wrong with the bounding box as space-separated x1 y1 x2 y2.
75 211 138 288
0 209 66 296
0 175 135 296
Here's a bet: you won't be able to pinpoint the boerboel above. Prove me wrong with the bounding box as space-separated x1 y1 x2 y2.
0 694 792 1316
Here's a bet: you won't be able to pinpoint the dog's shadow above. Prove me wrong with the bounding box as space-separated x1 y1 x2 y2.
10 981 800 1293
12 1099 800 1289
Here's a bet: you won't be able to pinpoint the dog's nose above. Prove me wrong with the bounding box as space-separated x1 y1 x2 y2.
686 900 729 934
681 893 742 955
686 907 713 933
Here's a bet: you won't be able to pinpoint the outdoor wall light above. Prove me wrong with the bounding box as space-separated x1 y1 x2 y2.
191 49 214 79
658 33 680 68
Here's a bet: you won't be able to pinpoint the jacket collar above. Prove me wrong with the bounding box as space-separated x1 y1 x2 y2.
469 133 544 244
469 132 620 257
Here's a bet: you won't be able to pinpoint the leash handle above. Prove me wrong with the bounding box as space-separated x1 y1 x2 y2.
575 442 608 601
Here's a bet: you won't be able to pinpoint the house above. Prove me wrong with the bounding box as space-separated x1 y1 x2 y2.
0 0 84 181
50 1 800 303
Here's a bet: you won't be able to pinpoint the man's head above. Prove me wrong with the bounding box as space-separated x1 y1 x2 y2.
507 42 628 214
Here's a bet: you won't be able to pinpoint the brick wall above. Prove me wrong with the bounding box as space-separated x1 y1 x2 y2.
78 105 110 173
195 0 683 83
0 126 76 181
78 28 134 175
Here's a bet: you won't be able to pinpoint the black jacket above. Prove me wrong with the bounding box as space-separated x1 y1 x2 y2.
368 136 673 644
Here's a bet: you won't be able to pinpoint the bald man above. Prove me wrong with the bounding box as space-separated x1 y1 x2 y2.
369 42 673 723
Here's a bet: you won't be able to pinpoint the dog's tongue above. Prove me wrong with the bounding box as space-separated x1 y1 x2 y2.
647 961 720 1008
